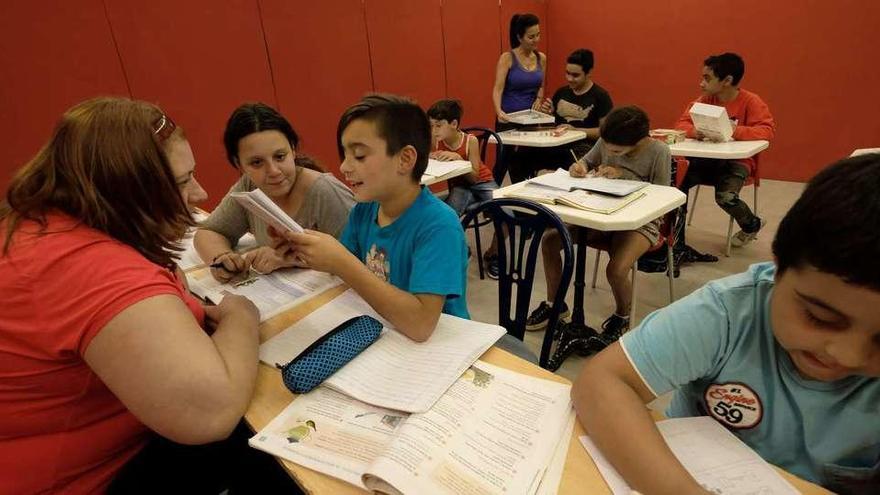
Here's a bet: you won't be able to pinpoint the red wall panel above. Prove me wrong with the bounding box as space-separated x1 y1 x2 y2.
442 0 502 129
0 0 130 193
259 0 373 176
500 0 550 59
104 0 277 209
364 0 446 110
548 0 880 181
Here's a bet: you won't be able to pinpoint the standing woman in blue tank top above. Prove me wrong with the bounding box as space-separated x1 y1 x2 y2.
492 13 551 183
493 13 550 130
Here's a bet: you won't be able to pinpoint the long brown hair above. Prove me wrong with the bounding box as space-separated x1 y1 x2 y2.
0 97 194 268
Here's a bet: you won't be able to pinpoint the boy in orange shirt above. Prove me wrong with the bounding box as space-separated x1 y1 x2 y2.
675 52 776 248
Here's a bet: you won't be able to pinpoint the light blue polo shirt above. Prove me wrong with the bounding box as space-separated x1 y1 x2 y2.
340 186 469 319
621 262 880 493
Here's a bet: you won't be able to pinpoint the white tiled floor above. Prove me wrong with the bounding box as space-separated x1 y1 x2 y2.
464 179 805 408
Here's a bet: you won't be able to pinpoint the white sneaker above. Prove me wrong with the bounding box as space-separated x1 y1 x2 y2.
731 218 766 247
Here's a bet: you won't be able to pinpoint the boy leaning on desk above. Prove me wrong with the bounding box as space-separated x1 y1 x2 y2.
526 106 671 353
573 154 880 495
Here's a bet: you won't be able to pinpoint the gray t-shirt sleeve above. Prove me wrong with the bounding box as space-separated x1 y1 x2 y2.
198 175 252 248
583 138 604 169
298 174 355 239
651 142 672 186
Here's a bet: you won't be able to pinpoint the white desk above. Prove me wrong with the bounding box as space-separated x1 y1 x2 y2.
669 139 769 159
490 129 587 148
493 180 685 342
419 161 472 186
850 148 880 157
493 182 686 231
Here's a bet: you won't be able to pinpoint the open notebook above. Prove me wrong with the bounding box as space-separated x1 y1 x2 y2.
250 361 573 495
260 289 505 413
530 168 649 197
186 267 340 322
580 416 799 494
509 182 646 214
423 158 471 179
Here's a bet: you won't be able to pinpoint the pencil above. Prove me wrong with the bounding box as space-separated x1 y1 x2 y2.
570 149 580 163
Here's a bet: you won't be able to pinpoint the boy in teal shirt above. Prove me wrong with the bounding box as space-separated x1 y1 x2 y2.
280 94 468 342
573 155 880 494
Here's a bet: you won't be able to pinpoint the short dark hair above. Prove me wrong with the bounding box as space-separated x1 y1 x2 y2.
599 106 650 146
509 13 539 49
773 154 880 290
704 52 745 86
223 102 299 168
566 49 594 74
337 94 430 181
426 99 463 124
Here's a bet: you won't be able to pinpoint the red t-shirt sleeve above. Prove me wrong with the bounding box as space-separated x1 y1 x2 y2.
33 238 204 357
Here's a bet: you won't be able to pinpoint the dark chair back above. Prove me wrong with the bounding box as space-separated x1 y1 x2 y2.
462 126 506 185
461 198 574 369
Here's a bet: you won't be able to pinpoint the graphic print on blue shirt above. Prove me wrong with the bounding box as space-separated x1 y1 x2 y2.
365 244 391 282
701 381 764 430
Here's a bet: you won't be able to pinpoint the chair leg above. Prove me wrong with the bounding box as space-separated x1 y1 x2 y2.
591 250 601 289
629 261 637 324
473 219 485 280
666 244 675 303
725 216 734 257
687 185 700 226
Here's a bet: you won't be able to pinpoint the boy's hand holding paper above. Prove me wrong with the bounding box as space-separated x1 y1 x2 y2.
282 229 357 274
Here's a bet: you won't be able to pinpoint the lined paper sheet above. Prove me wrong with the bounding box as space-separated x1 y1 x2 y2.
580 416 799 495
262 289 505 413
260 289 392 366
187 267 340 322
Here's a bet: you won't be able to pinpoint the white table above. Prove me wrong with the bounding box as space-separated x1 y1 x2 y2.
420 161 472 186
850 148 880 157
489 129 587 148
493 180 686 341
668 139 769 159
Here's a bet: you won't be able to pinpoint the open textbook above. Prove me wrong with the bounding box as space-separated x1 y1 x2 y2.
689 102 735 142
580 416 799 495
509 182 646 214
186 267 340 322
250 361 573 495
230 188 305 234
530 168 649 197
260 289 506 413
505 109 556 125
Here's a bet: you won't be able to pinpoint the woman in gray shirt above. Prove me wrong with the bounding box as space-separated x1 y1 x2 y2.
195 103 354 282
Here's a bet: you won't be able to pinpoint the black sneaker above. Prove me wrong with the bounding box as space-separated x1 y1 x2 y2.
584 314 629 351
525 301 570 331
484 254 500 280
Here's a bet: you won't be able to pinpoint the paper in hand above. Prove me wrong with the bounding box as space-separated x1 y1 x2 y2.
230 189 304 234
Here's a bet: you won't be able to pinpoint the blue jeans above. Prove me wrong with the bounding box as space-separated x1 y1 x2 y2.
446 180 499 216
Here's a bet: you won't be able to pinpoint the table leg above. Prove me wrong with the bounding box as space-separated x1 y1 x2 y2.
547 227 599 371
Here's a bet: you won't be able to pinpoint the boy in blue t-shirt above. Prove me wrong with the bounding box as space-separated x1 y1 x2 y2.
573 155 880 494
280 94 469 342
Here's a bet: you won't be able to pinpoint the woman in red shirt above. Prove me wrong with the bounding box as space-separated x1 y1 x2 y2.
0 97 262 493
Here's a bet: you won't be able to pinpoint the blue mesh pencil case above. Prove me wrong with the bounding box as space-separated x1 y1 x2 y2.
277 315 382 394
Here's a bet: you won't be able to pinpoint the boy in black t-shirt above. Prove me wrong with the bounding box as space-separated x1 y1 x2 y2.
528 49 613 174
